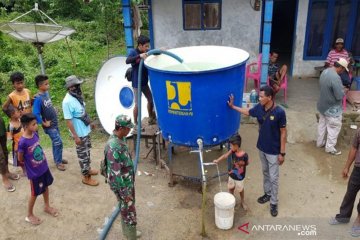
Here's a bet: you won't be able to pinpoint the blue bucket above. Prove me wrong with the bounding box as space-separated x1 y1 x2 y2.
145 46 249 147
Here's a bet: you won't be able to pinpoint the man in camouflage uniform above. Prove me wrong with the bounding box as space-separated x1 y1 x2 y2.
104 114 141 239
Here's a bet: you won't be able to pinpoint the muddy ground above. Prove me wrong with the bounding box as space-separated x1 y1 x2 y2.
0 123 358 240
1 78 359 240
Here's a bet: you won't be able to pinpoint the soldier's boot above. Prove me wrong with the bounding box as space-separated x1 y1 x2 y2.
122 221 141 239
82 175 99 186
121 219 128 238
88 169 99 175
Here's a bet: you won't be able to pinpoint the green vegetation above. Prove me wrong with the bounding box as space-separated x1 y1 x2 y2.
0 0 143 147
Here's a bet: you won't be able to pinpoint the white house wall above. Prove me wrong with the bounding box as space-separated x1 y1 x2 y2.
151 0 262 63
151 0 323 77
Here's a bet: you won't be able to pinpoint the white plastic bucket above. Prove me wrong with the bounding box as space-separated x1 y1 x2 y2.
214 192 236 230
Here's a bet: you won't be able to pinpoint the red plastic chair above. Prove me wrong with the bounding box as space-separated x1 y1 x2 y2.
245 54 262 92
267 75 288 103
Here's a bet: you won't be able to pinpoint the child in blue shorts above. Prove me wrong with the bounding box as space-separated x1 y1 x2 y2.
18 113 58 225
213 134 249 210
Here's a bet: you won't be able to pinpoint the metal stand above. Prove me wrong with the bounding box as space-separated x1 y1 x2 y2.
34 42 45 74
129 120 163 165
164 138 230 236
166 141 228 187
168 137 174 187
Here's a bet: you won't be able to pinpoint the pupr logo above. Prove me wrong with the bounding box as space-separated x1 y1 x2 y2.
166 81 193 116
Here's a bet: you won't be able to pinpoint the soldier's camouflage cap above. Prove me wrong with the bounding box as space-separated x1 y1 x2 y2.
115 114 134 129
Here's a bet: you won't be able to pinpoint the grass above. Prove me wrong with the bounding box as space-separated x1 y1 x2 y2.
0 17 128 149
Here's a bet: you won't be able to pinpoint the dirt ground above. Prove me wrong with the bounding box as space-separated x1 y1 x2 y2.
0 125 358 240
1 78 360 240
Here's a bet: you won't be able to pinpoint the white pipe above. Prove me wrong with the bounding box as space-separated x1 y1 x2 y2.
197 139 206 183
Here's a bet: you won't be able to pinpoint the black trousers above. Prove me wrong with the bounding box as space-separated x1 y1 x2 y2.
336 166 360 223
340 71 351 88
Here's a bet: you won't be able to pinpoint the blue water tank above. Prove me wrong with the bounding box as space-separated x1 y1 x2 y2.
145 46 249 147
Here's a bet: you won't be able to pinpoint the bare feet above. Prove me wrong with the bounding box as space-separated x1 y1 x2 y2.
7 172 20 180
25 215 42 225
44 206 59 217
241 201 248 211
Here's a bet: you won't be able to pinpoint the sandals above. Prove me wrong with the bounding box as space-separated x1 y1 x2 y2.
56 164 66 171
3 184 16 192
350 226 360 237
61 159 68 164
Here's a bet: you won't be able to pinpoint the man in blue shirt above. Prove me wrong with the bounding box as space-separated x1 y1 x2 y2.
62 75 99 186
126 35 156 129
228 85 287 217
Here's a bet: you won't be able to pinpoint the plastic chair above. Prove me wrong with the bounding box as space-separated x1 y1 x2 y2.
267 75 288 103
245 54 262 92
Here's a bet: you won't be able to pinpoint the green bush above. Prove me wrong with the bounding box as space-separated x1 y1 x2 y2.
0 11 126 146
0 1 149 147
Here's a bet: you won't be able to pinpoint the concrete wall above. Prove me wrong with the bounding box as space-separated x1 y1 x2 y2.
292 0 323 77
151 0 262 63
151 0 324 77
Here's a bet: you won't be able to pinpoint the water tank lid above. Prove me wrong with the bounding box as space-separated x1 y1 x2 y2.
214 192 236 209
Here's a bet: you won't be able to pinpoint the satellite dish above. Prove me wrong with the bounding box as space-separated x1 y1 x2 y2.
0 4 75 74
0 22 75 43
95 56 148 134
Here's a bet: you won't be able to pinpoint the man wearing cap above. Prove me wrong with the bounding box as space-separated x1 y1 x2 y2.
104 114 141 239
317 58 347 155
325 38 352 88
62 75 99 186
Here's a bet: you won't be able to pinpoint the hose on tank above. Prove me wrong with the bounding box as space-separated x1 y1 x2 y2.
134 49 183 171
99 49 183 240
